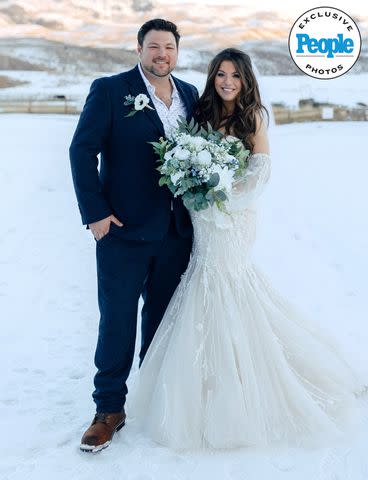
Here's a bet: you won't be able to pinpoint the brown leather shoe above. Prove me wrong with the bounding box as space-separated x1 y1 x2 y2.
80 411 126 453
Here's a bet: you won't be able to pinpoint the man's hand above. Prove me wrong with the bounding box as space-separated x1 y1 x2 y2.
89 215 123 241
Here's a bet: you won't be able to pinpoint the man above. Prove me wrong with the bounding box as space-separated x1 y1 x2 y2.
69 18 198 453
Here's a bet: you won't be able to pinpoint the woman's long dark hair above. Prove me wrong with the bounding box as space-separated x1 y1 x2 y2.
194 48 269 151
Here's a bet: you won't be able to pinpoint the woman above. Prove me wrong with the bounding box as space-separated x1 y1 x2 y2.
130 48 362 450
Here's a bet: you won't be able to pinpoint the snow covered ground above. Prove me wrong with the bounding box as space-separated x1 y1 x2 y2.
0 115 368 479
1 70 368 109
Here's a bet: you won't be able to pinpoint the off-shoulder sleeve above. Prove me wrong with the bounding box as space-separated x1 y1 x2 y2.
228 153 271 211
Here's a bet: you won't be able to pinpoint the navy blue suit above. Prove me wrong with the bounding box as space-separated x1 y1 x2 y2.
70 65 198 412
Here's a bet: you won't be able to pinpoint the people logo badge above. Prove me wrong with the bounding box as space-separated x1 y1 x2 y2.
288 7 361 79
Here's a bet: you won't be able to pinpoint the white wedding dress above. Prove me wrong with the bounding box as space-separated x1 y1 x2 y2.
130 153 362 450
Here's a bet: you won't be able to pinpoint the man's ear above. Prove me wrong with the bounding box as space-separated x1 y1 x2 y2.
137 44 142 57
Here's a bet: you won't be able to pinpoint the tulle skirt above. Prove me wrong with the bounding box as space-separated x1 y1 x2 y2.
129 256 361 450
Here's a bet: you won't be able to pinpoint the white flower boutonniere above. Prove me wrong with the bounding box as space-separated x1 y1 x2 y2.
124 93 155 117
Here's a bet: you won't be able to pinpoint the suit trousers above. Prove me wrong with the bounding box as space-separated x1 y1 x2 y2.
92 213 192 413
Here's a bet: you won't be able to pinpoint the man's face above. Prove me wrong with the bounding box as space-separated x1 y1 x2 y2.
137 29 178 78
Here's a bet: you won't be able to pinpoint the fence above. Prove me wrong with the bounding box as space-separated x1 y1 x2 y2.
0 98 367 124
273 104 368 124
0 97 80 114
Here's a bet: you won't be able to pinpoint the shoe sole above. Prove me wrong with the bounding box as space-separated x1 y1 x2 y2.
80 419 125 453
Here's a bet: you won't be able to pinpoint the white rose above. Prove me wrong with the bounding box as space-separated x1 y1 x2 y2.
188 136 207 150
175 148 191 161
170 170 185 185
134 93 150 111
195 149 212 167
212 165 235 193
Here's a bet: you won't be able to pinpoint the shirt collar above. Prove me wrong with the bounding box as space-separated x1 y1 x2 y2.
138 62 179 99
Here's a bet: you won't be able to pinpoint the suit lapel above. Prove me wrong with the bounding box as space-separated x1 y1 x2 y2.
125 65 165 137
171 75 194 122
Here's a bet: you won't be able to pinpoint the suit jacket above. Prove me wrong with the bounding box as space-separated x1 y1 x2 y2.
69 65 199 241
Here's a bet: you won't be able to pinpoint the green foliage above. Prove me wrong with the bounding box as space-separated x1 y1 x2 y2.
148 118 251 213
206 173 220 189
125 110 138 117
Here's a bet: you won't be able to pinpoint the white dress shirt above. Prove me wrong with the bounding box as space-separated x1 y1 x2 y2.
138 63 187 139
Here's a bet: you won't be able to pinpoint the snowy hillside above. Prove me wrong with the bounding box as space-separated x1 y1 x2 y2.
0 115 367 479
1 1 367 105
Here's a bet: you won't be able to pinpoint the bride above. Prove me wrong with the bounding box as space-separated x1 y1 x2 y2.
130 48 362 450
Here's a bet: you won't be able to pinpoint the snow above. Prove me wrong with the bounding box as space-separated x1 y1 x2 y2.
0 71 114 107
0 114 368 479
178 72 368 108
262 73 368 108
1 70 367 109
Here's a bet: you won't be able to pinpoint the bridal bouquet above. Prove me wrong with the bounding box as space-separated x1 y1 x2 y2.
150 117 250 212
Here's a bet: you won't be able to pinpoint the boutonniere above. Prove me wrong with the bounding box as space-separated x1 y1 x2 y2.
124 93 155 117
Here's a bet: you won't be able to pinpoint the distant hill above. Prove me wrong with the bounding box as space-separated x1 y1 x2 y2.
0 1 366 49
1 37 367 77
0 0 366 101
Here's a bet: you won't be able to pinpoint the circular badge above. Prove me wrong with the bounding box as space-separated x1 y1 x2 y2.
288 6 361 79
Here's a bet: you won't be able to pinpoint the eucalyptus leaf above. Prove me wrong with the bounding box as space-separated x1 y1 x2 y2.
214 190 227 202
125 110 137 117
159 177 168 186
206 172 220 188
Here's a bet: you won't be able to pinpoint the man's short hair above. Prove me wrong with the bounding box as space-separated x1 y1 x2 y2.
137 19 180 47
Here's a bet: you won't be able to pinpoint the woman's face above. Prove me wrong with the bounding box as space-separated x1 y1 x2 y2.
214 60 242 106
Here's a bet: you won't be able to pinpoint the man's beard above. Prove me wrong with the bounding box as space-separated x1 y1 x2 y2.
143 63 173 78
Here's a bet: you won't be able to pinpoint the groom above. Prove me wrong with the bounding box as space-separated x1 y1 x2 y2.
69 18 198 453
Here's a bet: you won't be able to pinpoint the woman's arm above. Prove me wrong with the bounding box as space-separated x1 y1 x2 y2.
251 111 270 155
230 111 271 208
